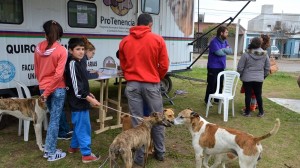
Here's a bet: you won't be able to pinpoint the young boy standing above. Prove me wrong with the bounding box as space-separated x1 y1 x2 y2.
65 38 101 163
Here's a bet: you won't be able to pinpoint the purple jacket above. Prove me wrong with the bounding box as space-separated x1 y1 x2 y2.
207 37 231 69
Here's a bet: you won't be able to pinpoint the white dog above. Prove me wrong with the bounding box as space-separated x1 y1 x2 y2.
0 98 47 151
173 109 280 168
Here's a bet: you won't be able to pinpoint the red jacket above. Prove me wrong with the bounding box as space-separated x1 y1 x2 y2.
119 26 169 83
34 40 67 97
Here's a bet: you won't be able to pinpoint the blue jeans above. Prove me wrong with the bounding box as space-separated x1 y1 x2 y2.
41 88 66 155
58 109 71 137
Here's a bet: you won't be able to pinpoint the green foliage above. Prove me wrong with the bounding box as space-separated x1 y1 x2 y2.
203 25 236 39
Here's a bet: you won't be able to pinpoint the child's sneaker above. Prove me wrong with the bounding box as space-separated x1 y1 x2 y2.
82 153 100 163
47 150 66 161
43 149 62 158
68 147 80 154
57 133 72 140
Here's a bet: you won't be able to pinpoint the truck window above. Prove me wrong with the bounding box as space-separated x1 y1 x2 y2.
141 0 160 15
0 0 23 24
67 1 97 28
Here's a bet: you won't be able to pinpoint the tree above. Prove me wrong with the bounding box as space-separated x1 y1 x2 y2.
202 25 235 40
273 21 299 59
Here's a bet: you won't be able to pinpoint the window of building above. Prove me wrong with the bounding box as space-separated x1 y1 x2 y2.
68 1 97 28
0 0 23 24
141 0 160 15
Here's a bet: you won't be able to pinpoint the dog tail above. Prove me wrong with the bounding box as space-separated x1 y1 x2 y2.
254 118 280 142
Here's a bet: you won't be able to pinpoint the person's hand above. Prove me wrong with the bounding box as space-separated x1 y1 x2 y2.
39 95 47 102
97 71 103 76
89 93 95 99
117 70 123 76
90 98 101 106
86 95 101 106
89 70 97 73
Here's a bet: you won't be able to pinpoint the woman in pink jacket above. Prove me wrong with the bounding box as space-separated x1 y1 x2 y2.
34 20 67 161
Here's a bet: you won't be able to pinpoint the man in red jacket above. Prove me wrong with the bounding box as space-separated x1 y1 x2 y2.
119 13 169 166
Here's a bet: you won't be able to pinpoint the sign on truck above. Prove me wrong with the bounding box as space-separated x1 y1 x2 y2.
0 0 194 95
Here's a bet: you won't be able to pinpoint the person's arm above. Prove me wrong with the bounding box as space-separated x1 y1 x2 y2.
86 93 101 106
119 41 127 72
210 38 229 57
214 49 227 56
69 60 89 99
87 71 99 79
34 51 40 81
264 56 271 78
158 39 169 80
222 47 233 55
237 53 247 76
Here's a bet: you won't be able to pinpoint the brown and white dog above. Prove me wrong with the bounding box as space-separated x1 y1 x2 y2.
109 112 172 168
173 109 280 168
0 98 47 151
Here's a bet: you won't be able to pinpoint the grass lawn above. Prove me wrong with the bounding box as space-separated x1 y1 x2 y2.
0 68 299 168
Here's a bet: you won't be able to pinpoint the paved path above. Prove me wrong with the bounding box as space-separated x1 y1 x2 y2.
269 98 300 114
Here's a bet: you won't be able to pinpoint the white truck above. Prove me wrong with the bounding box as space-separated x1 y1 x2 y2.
0 0 194 96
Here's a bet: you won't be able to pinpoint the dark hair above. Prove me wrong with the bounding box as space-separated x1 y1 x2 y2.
137 13 153 26
68 38 85 50
217 26 228 37
247 37 262 50
43 20 63 50
260 34 270 50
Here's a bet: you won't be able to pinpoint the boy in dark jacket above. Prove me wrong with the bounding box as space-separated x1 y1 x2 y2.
65 38 101 163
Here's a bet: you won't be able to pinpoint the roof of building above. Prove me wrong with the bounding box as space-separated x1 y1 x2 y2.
194 22 246 35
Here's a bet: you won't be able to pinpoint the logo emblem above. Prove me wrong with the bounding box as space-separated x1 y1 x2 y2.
103 0 133 16
0 61 16 83
103 56 117 68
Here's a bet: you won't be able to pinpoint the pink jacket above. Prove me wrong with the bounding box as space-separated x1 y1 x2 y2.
34 40 67 97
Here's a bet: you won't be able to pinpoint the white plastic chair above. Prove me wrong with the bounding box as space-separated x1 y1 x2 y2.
14 80 48 141
205 71 240 122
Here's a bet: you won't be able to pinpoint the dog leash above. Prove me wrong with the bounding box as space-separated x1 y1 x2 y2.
98 156 119 168
93 104 144 121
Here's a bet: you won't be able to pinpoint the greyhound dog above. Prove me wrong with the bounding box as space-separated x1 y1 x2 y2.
0 98 47 151
109 112 172 168
173 109 280 168
120 108 175 155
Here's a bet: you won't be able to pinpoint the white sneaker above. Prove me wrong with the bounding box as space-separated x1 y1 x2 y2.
43 149 62 158
47 150 66 161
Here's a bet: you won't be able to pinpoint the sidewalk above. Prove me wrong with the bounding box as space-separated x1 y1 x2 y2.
269 98 300 114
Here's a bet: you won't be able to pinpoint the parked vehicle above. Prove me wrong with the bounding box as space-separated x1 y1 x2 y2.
0 0 195 96
271 45 280 59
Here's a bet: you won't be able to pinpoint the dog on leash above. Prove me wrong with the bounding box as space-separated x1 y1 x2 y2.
121 113 132 132
120 108 175 155
173 109 280 168
0 98 47 151
109 112 172 168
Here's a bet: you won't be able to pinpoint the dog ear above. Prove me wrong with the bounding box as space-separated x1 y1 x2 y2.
187 107 193 111
190 111 199 117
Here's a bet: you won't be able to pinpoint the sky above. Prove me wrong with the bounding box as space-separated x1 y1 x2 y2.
194 0 300 30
